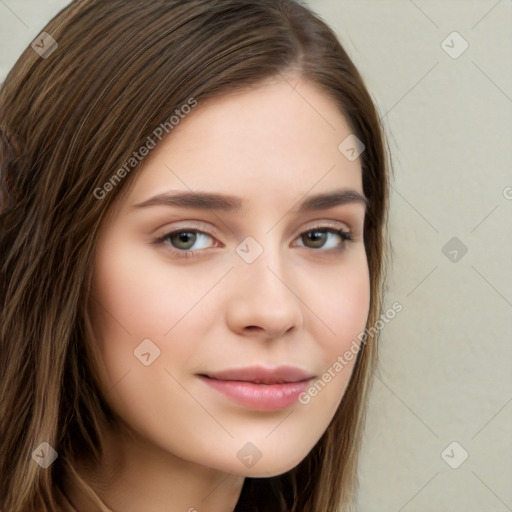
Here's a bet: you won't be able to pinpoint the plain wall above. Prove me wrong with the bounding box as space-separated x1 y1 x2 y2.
1 1 511 510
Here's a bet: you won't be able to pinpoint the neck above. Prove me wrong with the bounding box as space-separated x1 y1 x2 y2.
62 425 245 512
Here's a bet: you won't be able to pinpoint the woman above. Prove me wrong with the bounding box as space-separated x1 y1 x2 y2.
0 0 390 510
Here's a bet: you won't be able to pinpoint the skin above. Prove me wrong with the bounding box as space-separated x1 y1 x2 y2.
78 74 370 512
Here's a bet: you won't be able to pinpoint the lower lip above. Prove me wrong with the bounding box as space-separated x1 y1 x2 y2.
199 376 312 411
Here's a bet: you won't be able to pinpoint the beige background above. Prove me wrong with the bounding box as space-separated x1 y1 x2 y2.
1 1 511 511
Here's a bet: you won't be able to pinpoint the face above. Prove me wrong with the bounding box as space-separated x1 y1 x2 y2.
90 75 370 478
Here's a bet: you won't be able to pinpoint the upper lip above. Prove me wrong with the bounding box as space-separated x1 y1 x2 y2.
199 365 315 384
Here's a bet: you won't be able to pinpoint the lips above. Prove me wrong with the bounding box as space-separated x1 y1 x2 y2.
200 365 315 384
197 365 316 411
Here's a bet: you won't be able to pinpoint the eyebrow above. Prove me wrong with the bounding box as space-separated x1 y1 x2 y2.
132 188 369 213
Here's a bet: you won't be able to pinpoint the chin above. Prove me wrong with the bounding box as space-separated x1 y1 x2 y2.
235 450 311 479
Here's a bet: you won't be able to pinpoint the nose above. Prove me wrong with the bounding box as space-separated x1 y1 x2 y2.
224 241 304 339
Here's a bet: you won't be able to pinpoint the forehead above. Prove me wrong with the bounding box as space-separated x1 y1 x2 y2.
124 77 363 208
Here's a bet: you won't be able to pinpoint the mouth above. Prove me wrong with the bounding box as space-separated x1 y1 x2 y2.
197 365 315 411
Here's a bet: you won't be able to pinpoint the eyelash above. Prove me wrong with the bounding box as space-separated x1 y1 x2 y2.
152 222 353 260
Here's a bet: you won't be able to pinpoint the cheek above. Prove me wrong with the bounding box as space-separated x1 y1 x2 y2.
88 235 228 391
301 252 370 406
90 248 172 338
316 253 371 358
90 236 217 342
88 237 186 389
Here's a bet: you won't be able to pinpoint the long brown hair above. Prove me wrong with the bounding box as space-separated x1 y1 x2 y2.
0 1 390 510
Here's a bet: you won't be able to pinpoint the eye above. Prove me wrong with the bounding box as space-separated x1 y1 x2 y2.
296 226 352 250
158 230 216 257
